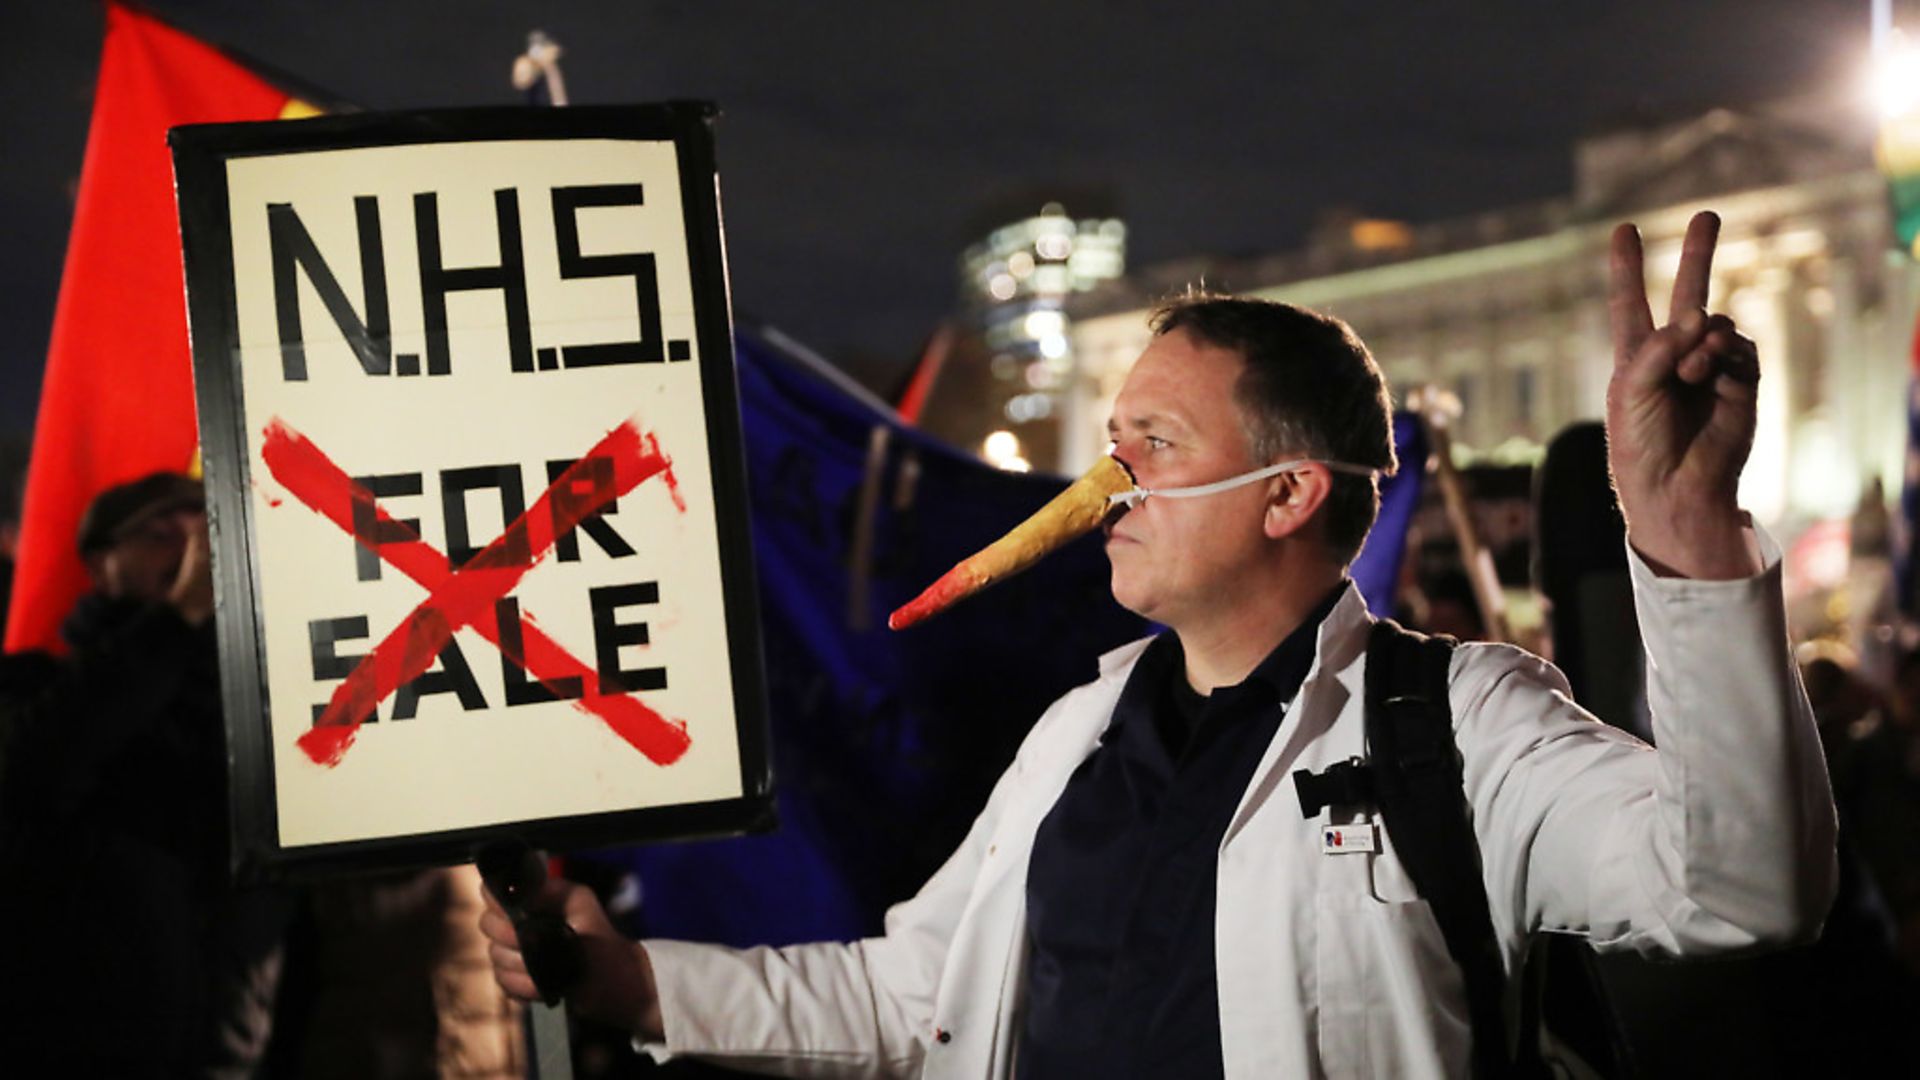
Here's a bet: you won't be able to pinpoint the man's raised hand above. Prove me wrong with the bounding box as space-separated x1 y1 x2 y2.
168 510 214 626
1605 210 1764 580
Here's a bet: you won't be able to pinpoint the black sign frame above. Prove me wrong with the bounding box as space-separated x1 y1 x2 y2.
170 104 773 884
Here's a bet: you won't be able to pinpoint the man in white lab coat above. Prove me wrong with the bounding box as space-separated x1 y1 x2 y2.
483 211 1837 1079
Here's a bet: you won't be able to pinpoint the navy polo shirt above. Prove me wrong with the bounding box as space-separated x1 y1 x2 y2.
1016 586 1343 1078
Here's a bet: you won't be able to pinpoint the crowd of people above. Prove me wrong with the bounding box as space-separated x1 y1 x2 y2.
1803 646 1920 976
0 474 524 1076
0 210 1915 1077
477 212 1851 1080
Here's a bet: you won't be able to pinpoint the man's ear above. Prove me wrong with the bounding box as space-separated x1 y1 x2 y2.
1263 464 1333 540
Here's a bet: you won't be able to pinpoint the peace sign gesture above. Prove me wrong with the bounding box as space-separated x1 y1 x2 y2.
1605 210 1764 580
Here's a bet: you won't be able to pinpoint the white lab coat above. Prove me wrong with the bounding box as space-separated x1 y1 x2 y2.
641 544 1837 1078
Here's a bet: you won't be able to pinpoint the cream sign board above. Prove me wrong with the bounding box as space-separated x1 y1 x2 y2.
171 106 770 881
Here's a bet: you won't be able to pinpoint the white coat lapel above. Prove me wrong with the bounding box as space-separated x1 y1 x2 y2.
1221 585 1373 846
967 639 1147 901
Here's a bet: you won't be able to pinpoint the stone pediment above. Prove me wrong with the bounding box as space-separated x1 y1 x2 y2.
1574 108 1871 218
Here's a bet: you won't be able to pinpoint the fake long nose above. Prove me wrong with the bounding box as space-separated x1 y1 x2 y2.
888 455 1135 631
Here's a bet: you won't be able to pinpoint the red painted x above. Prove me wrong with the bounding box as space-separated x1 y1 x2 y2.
259 416 693 768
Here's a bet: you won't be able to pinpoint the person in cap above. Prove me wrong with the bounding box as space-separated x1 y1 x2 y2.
0 471 287 1075
70 470 214 621
483 213 1837 1078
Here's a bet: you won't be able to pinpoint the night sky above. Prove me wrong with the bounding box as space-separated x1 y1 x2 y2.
0 1 1871 441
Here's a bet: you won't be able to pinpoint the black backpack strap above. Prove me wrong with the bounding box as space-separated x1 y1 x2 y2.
1366 619 1513 1079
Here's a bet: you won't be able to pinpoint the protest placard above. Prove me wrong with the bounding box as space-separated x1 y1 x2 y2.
171 105 770 881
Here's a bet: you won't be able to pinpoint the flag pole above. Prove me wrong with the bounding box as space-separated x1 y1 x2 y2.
505 37 578 1080
1408 385 1513 644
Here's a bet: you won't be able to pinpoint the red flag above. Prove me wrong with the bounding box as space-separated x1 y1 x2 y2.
6 4 316 652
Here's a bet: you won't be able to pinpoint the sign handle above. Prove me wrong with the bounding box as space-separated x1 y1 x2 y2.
526 1000 575 1080
478 839 585 1078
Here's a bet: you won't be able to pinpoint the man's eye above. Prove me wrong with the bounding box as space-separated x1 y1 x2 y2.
1146 436 1171 450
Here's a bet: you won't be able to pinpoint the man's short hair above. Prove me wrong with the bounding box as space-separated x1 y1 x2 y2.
1150 295 1396 563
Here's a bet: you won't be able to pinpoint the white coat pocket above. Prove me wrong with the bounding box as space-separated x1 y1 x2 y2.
1313 892 1469 1079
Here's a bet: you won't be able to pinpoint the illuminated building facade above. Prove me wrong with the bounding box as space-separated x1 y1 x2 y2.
921 200 1127 473
1048 101 1918 535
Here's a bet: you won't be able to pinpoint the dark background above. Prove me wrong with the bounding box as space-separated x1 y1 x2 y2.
0 0 1870 439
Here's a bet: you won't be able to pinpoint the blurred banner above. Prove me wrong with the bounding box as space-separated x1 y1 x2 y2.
1881 127 1920 259
1879 44 1920 616
1355 411 1426 621
5 3 317 653
587 331 1423 945
1901 319 1920 616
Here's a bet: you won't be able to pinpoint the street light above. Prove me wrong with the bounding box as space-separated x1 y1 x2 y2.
1871 32 1920 120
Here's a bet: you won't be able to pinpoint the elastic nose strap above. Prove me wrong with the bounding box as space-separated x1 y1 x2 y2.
1147 460 1295 500
1105 458 1377 509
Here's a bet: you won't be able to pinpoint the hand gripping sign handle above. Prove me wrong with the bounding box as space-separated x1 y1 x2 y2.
888 455 1136 630
476 840 585 1007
